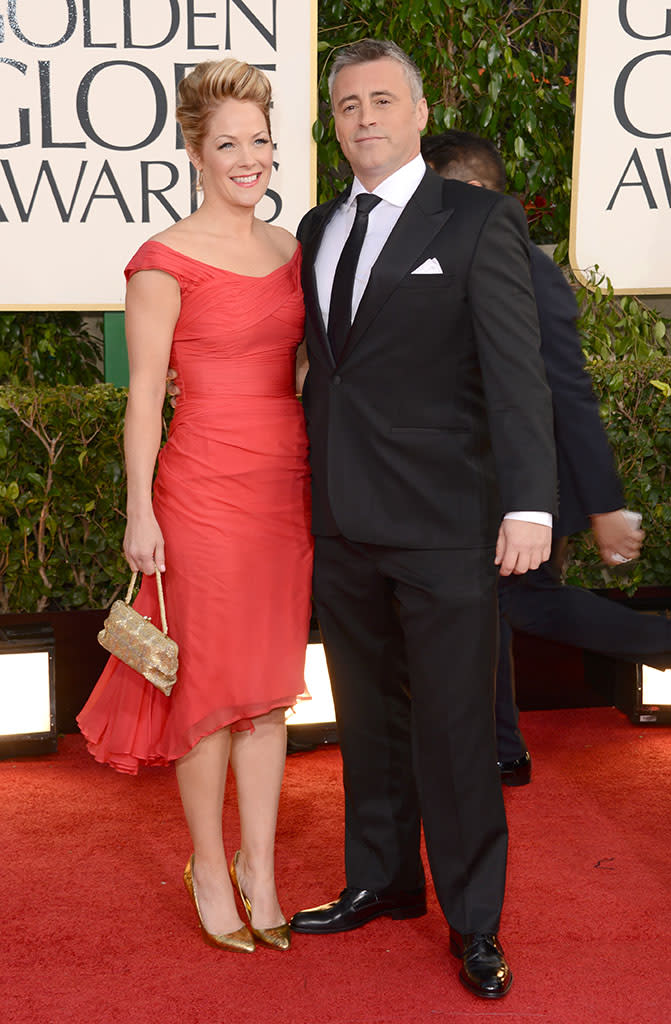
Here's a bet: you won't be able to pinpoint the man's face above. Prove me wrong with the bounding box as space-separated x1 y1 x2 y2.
332 57 428 190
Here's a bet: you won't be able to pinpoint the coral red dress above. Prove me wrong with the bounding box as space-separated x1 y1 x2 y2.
78 241 313 774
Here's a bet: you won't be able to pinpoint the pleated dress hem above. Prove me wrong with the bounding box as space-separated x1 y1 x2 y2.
78 689 310 776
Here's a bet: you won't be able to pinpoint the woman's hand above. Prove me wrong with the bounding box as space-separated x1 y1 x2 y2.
123 510 166 575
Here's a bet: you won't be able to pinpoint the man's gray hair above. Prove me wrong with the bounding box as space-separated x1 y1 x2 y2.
328 38 424 105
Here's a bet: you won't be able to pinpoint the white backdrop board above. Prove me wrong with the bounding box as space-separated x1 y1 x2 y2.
570 0 671 294
0 0 317 309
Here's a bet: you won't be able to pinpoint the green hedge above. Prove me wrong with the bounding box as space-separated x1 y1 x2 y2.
567 356 671 592
2 359 671 612
0 312 103 387
317 0 579 242
0 385 127 612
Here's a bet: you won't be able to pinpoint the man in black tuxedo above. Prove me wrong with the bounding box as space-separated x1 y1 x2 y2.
422 130 671 785
290 41 557 999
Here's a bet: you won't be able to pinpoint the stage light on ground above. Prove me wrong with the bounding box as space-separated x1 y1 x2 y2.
287 635 337 747
0 624 57 758
638 665 671 721
589 599 671 726
612 658 671 725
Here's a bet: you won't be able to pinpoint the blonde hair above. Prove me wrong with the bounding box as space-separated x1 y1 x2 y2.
176 58 272 155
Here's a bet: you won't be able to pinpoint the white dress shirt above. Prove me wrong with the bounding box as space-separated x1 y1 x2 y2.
313 152 552 530
315 153 426 326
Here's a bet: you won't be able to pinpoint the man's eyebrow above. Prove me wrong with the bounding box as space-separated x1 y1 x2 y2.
337 89 396 106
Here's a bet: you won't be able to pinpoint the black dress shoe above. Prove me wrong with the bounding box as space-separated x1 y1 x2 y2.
449 928 512 999
290 886 427 934
498 750 531 787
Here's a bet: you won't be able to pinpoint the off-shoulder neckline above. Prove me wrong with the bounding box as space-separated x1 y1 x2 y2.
140 239 300 279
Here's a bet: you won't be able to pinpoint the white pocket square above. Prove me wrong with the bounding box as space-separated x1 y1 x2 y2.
411 258 443 275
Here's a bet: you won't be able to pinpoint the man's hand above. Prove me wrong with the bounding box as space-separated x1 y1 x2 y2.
591 509 644 566
166 367 181 408
495 519 552 576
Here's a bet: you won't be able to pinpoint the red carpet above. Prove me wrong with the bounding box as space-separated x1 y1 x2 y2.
2 707 670 1024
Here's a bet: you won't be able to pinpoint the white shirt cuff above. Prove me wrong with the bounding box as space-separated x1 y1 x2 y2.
503 511 553 528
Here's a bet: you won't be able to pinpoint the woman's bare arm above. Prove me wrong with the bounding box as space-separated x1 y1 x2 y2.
123 269 180 574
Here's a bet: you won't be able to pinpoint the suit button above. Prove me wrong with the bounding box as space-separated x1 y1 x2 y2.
333 375 342 385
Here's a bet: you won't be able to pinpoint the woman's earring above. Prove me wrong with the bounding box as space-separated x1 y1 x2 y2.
196 169 204 192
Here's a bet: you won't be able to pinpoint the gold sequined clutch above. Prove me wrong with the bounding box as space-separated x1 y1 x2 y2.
98 566 178 696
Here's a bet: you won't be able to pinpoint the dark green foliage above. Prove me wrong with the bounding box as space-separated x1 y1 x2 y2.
317 0 579 241
2 359 671 612
567 357 671 592
0 385 128 612
317 3 671 361
573 266 671 363
0 313 103 386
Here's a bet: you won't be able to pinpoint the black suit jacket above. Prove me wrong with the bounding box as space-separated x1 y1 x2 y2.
529 244 623 537
298 168 557 548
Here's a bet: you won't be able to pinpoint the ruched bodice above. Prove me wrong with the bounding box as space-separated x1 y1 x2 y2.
78 240 313 774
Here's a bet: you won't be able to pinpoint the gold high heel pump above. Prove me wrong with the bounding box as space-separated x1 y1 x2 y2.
230 850 291 951
183 855 255 953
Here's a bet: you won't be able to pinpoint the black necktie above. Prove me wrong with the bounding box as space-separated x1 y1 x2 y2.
327 192 381 361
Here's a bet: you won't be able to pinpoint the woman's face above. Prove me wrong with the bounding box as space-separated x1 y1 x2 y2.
191 98 272 209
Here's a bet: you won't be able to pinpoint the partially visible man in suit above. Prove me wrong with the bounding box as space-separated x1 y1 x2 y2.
422 130 671 786
289 40 557 1000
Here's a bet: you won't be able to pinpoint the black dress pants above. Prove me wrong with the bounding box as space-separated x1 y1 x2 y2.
312 535 508 936
496 540 671 760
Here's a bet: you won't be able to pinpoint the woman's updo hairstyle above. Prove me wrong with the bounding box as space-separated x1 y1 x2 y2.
176 58 272 155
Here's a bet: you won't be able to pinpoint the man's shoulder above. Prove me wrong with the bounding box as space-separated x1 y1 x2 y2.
427 170 501 212
529 243 577 308
301 194 342 224
530 242 560 274
420 171 522 231
297 191 349 241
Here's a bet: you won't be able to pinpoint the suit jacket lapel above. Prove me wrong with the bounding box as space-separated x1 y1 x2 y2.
340 170 454 362
301 189 350 368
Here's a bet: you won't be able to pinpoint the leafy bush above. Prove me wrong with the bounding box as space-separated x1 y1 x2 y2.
0 385 127 612
0 312 103 386
316 4 671 361
2 359 671 612
317 0 579 241
567 356 671 592
549 247 671 361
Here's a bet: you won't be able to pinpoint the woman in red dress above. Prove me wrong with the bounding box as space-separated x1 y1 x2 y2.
78 59 313 954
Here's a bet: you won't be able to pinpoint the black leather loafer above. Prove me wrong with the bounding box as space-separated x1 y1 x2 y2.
290 886 427 934
450 928 512 999
498 751 531 787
